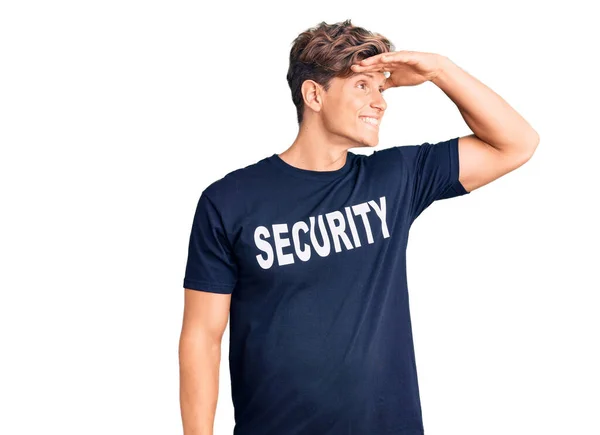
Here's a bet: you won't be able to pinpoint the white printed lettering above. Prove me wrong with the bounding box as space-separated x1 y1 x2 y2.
254 196 390 269
254 226 274 269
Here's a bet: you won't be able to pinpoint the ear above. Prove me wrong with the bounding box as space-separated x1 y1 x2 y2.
301 79 324 113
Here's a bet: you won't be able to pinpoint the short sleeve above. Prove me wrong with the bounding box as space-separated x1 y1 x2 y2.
183 191 238 294
408 137 470 221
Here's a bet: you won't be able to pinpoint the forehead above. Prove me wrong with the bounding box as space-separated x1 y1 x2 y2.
348 72 387 85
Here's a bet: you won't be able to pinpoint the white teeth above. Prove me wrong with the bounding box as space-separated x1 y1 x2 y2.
360 117 379 126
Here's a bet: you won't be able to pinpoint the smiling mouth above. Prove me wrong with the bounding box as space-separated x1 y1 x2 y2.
359 117 379 129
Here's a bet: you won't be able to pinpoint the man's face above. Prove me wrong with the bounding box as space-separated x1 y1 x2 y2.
320 71 388 148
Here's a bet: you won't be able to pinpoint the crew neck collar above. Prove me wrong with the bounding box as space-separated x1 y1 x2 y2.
267 151 356 181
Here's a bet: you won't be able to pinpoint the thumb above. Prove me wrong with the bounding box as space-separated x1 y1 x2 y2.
382 72 393 91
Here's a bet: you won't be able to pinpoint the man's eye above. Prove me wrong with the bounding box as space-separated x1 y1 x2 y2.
358 83 385 94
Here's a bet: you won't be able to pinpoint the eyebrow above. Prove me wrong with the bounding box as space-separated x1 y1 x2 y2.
354 73 386 87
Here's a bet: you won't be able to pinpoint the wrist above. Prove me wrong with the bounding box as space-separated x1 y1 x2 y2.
430 55 455 84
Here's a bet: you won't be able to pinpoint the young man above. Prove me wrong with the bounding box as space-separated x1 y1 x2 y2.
179 19 539 435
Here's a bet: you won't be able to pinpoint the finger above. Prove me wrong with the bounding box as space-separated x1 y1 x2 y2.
352 61 386 69
359 52 392 65
351 63 386 72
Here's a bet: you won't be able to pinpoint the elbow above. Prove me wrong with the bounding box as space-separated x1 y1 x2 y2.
530 130 540 151
521 130 540 163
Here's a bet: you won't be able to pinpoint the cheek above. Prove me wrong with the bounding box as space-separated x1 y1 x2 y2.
338 96 361 115
323 94 363 128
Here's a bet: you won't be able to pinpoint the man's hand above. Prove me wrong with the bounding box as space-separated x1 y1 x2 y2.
351 50 446 89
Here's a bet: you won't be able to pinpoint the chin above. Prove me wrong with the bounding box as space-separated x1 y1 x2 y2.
362 135 379 147
359 129 380 147
347 130 379 148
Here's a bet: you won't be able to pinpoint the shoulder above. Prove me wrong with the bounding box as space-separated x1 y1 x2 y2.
373 138 459 166
201 155 271 214
362 143 420 170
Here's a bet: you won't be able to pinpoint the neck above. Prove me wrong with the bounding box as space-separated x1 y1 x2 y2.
279 119 351 172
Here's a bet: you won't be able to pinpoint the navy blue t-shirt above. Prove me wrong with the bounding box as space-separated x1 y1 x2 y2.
183 137 470 435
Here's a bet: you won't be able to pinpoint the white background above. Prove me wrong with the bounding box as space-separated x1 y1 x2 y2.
1 1 599 434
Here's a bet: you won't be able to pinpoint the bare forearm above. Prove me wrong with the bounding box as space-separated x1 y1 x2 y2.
432 56 539 156
179 335 221 435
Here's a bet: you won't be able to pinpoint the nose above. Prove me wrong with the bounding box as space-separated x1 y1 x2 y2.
371 91 387 112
